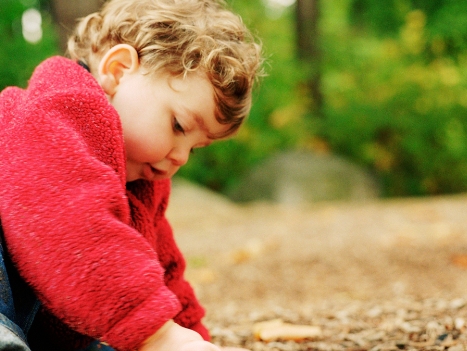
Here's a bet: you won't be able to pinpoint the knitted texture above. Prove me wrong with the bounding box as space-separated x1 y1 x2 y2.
0 57 207 350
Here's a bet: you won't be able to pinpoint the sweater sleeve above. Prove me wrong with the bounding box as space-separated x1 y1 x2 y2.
0 85 181 349
126 180 210 341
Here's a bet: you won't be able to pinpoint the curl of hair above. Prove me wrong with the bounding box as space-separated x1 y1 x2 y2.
67 0 264 136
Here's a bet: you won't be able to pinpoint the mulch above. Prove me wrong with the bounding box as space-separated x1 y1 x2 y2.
207 297 467 351
167 181 467 351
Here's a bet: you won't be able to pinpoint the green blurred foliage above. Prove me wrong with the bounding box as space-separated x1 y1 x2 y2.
323 0 467 196
0 0 58 91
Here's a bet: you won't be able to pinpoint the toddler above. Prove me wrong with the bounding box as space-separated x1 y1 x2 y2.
0 0 263 350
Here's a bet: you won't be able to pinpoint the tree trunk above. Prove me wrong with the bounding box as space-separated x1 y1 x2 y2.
295 0 323 116
49 0 104 53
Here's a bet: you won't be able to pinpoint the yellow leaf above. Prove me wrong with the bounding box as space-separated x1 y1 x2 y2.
253 319 322 342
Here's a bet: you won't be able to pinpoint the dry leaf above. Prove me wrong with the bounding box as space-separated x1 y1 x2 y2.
253 318 322 342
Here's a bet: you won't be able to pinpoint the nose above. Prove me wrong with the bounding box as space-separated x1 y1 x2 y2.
168 146 190 166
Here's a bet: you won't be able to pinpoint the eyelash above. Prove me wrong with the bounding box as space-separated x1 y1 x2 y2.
174 118 195 154
173 118 185 135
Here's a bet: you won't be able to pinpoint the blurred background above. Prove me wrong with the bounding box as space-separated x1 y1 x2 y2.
3 0 467 203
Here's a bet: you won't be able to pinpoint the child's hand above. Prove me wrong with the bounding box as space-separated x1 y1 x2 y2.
139 320 221 351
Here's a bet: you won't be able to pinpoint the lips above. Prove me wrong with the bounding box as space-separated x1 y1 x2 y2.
150 165 167 176
142 163 168 180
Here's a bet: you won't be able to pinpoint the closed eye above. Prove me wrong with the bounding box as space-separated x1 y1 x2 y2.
173 118 185 135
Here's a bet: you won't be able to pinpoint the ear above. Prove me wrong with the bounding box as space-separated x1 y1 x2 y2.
97 44 140 96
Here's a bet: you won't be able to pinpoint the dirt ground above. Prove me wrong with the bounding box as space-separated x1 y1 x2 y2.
166 180 467 351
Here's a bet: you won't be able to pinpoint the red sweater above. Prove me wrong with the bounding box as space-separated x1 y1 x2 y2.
0 57 208 350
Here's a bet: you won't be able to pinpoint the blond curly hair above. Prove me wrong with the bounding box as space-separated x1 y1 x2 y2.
67 0 263 137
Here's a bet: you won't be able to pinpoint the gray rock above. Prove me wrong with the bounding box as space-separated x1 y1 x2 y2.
227 151 380 205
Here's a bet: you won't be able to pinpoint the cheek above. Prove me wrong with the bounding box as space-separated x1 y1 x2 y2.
134 130 174 161
150 137 172 158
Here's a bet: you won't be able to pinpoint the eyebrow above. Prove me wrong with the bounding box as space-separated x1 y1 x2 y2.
194 114 224 140
181 105 228 139
194 115 209 133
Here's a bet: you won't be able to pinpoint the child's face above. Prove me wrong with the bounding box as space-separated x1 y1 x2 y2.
108 69 228 182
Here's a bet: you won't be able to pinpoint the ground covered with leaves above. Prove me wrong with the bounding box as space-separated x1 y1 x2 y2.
167 180 467 351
